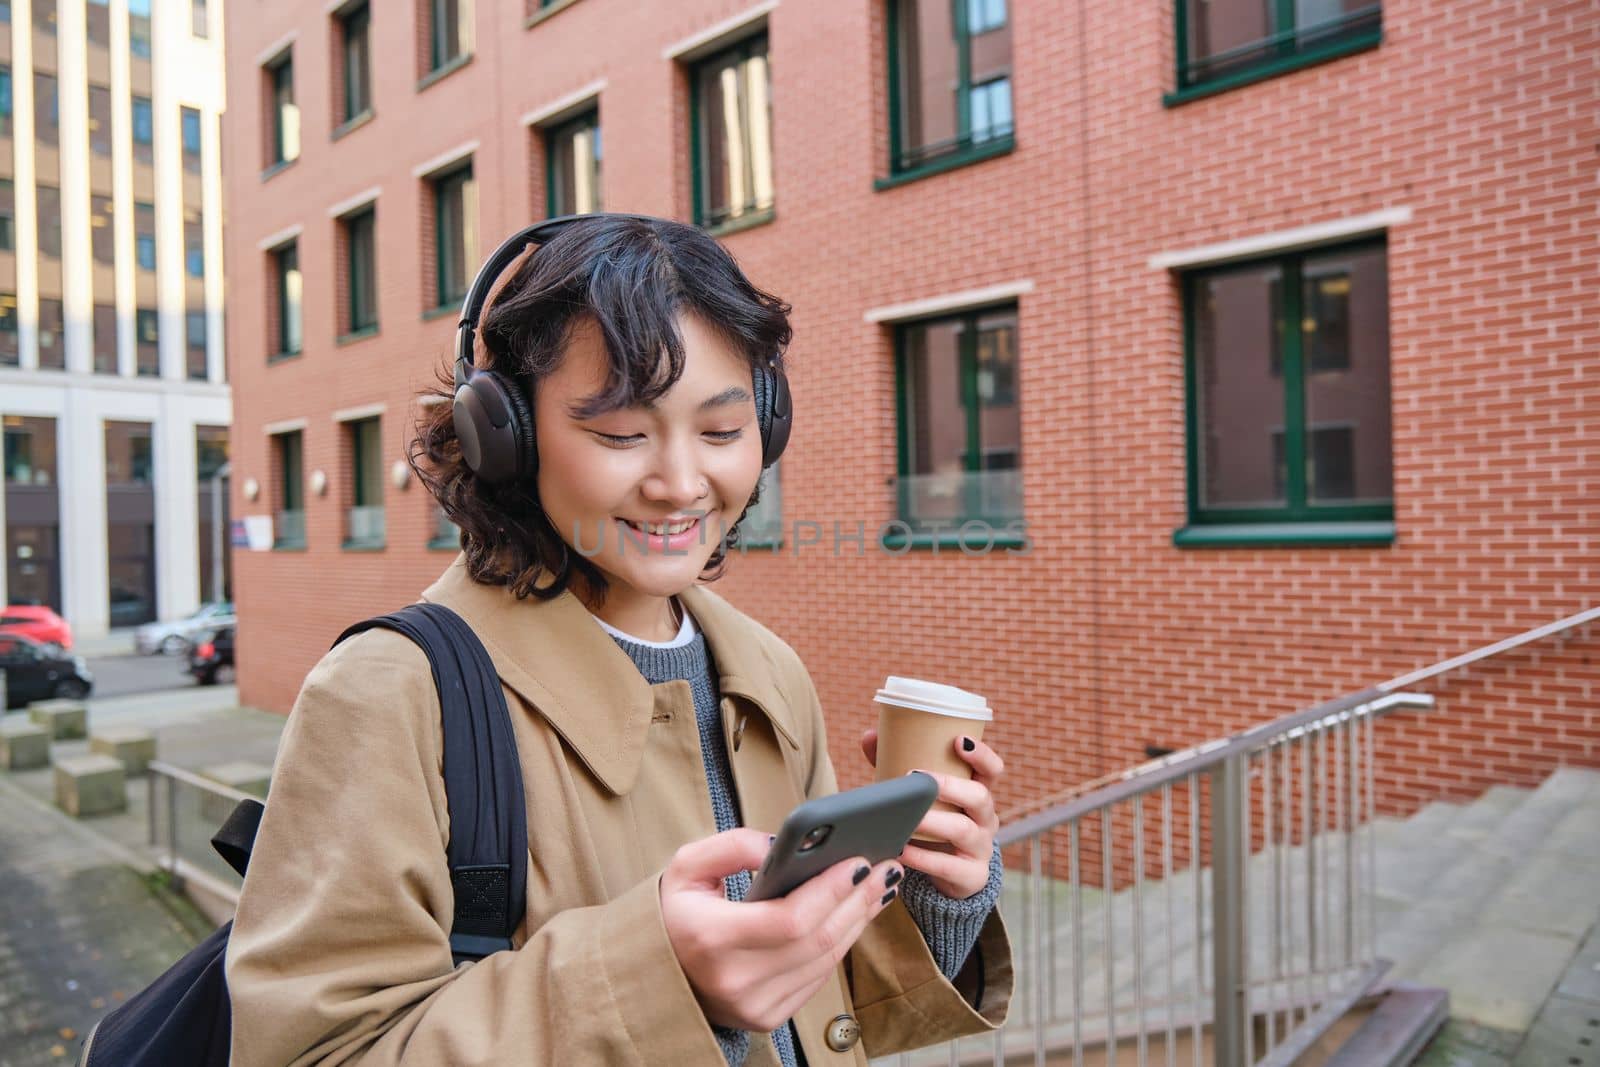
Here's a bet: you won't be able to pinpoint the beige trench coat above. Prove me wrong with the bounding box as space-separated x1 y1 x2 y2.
225 557 1011 1065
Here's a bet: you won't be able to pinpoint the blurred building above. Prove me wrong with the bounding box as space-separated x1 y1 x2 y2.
0 0 230 636
222 1 1596 811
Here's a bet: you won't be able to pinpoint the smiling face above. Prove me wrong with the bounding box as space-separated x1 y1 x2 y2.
533 311 765 635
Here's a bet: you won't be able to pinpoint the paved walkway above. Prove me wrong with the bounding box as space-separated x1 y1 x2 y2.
0 696 286 1067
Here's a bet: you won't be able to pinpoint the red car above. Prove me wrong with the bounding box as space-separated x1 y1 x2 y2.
0 604 73 650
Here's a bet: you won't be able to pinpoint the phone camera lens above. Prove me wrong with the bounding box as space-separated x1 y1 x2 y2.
798 825 832 853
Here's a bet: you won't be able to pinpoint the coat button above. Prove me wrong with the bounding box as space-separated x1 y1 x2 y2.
824 1013 860 1052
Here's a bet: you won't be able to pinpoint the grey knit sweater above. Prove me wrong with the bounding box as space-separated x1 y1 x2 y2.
600 610 1002 1067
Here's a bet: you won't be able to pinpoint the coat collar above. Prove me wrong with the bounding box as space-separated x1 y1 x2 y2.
420 556 797 796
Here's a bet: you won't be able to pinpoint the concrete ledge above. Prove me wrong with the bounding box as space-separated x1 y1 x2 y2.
55 754 128 817
29 699 88 740
199 761 271 824
0 722 50 770
90 726 158 776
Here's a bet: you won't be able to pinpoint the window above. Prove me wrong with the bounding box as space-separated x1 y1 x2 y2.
272 241 303 357
339 2 371 123
105 421 156 627
186 311 207 379
92 303 116 374
690 36 773 230
1173 0 1381 98
431 163 474 309
894 306 1023 539
185 209 204 278
31 0 53 34
135 307 158 376
0 292 17 366
91 194 114 264
740 463 783 547
87 0 109 45
342 206 377 335
429 505 460 550
89 84 112 155
34 72 57 146
191 0 207 39
273 430 305 548
545 110 601 217
1182 239 1392 539
132 95 153 164
266 53 299 166
0 67 10 137
181 106 202 171
345 416 385 548
36 298 63 369
129 0 151 58
36 184 60 258
428 0 467 73
0 179 13 251
888 0 1014 177
135 201 156 271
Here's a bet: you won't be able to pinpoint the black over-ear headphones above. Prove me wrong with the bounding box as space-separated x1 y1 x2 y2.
452 213 792 486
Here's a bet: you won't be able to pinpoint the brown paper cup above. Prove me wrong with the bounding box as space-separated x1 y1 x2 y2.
872 677 992 843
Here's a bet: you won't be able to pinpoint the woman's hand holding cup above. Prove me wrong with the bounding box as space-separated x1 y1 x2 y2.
861 729 1004 900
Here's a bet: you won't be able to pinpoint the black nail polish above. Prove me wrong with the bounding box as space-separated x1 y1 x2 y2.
852 865 870 886
881 888 898 906
884 867 903 889
962 736 976 752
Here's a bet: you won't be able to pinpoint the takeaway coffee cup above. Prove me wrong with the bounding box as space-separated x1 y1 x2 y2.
873 677 992 838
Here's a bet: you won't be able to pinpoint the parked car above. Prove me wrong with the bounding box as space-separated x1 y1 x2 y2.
135 601 235 656
0 632 93 707
0 604 73 650
187 626 235 686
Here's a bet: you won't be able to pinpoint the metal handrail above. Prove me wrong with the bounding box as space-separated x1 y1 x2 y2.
918 606 1598 1067
1001 606 1598 831
997 690 1426 848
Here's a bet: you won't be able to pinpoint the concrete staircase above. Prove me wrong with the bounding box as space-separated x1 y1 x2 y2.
882 767 1600 1065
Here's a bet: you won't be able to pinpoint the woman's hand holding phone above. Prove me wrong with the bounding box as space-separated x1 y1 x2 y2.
660 828 902 1033
861 729 1005 900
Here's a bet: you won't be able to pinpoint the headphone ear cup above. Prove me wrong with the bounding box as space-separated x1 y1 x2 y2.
500 375 537 479
758 364 792 469
453 370 536 484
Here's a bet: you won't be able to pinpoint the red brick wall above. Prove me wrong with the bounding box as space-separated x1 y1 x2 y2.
222 0 1599 823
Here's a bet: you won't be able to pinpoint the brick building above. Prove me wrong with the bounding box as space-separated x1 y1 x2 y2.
221 0 1597 819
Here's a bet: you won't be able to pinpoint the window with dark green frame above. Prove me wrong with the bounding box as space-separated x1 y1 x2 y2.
339 2 371 123
272 240 302 357
345 416 385 548
266 53 299 166
893 305 1023 539
428 0 467 73
342 206 377 336
690 35 773 230
887 0 1013 178
1173 0 1381 99
545 110 601 217
1182 238 1392 541
274 430 305 548
431 163 474 309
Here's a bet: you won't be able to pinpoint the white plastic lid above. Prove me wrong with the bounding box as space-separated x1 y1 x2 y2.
873 676 992 721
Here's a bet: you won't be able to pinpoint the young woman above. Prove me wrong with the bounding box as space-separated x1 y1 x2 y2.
225 214 1012 1065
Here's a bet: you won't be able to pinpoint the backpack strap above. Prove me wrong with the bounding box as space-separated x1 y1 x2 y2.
210 796 265 879
334 603 529 966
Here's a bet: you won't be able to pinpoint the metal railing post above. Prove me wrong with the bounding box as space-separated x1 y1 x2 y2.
1212 754 1249 1067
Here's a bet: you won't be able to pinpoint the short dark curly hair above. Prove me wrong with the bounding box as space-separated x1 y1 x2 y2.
410 215 793 604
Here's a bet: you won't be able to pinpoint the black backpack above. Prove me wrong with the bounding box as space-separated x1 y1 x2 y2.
79 603 528 1067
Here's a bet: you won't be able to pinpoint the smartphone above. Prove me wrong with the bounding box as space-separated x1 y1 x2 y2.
744 772 939 902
